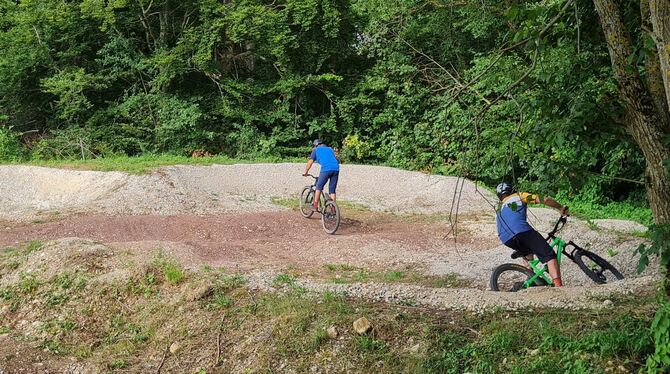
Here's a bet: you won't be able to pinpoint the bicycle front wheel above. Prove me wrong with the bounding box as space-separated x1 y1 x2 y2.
299 187 315 218
574 250 624 284
490 263 548 292
321 200 340 235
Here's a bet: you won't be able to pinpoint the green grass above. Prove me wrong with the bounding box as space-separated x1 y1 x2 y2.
151 252 186 285
0 253 657 373
162 262 185 285
271 197 299 209
7 154 303 174
384 270 405 281
554 193 652 226
271 196 371 212
322 264 471 288
25 240 44 254
272 273 297 287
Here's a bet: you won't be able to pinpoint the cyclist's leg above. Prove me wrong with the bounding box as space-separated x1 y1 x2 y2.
328 171 339 201
314 171 328 209
517 230 562 286
522 254 534 270
503 236 533 270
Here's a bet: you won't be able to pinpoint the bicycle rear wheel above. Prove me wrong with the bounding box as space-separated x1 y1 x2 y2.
299 187 315 218
490 263 548 292
321 200 340 235
573 250 624 284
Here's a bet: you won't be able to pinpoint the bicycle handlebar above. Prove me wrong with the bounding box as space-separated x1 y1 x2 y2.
546 216 568 239
304 173 318 180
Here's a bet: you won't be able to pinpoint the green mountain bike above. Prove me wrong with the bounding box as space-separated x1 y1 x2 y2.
299 174 341 235
490 216 624 292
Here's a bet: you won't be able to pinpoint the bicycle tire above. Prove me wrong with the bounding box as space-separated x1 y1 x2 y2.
490 263 548 292
299 187 315 218
573 250 624 284
321 200 340 235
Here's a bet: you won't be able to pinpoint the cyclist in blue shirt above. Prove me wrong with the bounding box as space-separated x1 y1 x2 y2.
303 139 340 211
495 183 569 287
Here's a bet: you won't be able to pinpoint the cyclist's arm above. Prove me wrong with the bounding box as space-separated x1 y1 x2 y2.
304 159 314 175
521 193 568 215
541 196 569 215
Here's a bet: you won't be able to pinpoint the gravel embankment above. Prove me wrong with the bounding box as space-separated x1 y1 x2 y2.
0 164 494 221
245 269 658 312
0 163 658 310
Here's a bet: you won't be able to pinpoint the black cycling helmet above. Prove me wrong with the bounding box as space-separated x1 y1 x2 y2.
496 182 514 200
312 139 323 147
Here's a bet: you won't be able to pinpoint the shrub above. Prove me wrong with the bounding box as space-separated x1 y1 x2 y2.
0 125 23 161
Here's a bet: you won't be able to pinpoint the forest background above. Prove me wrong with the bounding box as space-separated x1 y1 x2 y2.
0 0 666 221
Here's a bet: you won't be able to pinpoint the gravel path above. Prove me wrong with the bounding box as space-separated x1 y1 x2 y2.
0 164 494 222
0 164 658 310
282 275 657 312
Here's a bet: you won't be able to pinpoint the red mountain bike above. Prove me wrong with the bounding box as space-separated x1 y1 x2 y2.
299 174 341 234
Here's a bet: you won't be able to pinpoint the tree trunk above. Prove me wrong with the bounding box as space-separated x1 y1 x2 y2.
649 0 670 110
159 2 168 47
593 0 670 225
642 0 670 124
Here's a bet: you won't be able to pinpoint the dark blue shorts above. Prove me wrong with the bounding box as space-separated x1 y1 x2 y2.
504 229 556 263
316 170 339 194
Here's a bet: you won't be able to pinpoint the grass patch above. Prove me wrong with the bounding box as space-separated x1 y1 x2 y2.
384 270 405 282
271 196 371 212
555 193 652 226
273 273 297 287
337 200 371 212
162 262 185 285
0 262 657 372
25 240 44 254
152 253 186 285
322 265 472 288
271 197 298 209
209 273 247 310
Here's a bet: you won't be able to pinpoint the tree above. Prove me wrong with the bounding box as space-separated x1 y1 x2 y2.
592 0 670 226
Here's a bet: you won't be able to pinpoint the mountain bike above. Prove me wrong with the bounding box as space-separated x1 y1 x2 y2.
299 174 341 235
490 216 624 291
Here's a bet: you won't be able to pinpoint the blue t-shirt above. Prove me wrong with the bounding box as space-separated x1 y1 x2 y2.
496 192 537 243
310 145 340 172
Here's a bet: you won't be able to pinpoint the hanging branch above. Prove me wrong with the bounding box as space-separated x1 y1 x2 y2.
447 0 575 110
398 37 492 105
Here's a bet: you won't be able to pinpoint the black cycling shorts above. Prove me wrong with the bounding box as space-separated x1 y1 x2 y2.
503 229 556 263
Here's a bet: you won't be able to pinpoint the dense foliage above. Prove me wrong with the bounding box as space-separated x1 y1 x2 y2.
0 0 653 203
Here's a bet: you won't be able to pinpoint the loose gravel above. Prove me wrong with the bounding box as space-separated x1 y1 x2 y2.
0 164 659 311
0 164 494 222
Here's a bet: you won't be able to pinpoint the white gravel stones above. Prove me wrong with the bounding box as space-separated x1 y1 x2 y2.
0 163 494 222
592 219 648 234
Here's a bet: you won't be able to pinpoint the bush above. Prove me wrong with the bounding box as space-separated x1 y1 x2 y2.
647 300 670 372
30 127 109 160
0 126 23 161
340 134 371 163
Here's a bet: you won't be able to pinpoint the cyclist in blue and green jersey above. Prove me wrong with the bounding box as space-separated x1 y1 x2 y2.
496 183 569 287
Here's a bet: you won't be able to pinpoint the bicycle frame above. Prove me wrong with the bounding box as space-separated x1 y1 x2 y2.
519 217 584 289
304 174 331 212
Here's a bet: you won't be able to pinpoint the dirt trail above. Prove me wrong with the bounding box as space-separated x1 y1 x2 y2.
0 164 658 310
0 211 486 274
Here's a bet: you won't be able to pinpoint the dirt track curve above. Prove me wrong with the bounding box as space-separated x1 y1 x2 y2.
0 164 658 311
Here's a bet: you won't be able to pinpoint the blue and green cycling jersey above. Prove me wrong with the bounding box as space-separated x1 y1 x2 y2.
496 192 539 243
